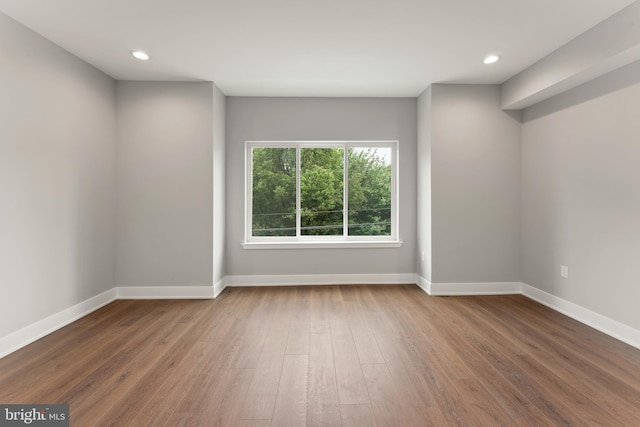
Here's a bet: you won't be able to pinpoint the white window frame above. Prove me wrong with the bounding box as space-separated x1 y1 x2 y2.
243 140 401 249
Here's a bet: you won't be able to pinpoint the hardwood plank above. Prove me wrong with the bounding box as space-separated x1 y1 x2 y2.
172 319 254 415
218 368 256 427
307 333 341 427
240 320 290 420
184 367 255 427
228 318 269 369
368 313 440 410
330 316 370 405
340 404 374 427
285 318 310 355
362 363 409 426
272 354 308 426
349 316 384 365
309 314 330 334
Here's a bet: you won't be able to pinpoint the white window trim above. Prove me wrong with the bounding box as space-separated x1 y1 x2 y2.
244 140 401 249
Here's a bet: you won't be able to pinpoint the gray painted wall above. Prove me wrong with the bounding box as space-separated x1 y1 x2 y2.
0 13 116 337
212 84 226 284
430 85 521 283
225 97 417 276
116 82 214 286
522 60 640 330
416 87 432 281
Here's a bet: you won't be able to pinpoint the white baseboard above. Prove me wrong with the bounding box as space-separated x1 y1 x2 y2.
521 283 640 350
427 281 521 296
213 277 227 298
225 273 417 287
0 288 116 359
415 275 432 294
116 285 215 299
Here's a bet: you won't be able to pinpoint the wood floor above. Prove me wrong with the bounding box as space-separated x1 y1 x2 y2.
1 285 640 426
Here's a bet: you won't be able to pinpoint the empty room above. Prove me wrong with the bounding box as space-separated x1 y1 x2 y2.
1 0 640 425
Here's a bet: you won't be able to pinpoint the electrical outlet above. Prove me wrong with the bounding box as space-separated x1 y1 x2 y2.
560 265 569 279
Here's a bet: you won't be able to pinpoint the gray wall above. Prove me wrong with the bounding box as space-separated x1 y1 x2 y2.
416 87 432 281
430 85 521 283
212 84 226 284
116 82 214 287
226 97 417 276
521 60 640 330
0 13 116 337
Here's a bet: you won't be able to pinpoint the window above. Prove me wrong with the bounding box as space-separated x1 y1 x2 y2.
244 141 400 248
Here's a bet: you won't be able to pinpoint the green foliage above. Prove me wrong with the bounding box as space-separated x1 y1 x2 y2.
252 146 391 237
252 148 296 236
348 148 391 235
301 148 344 235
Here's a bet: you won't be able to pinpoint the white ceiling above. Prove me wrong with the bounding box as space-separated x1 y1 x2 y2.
0 0 634 97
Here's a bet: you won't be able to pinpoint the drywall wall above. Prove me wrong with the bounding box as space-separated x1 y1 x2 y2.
430 84 521 283
116 82 214 287
522 59 640 330
0 13 116 338
225 97 417 276
212 84 226 286
416 87 432 281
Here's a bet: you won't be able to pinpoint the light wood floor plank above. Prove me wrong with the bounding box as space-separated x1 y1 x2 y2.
330 317 371 405
286 318 310 355
272 354 308 427
240 320 290 420
349 316 384 365
340 404 374 427
307 333 341 427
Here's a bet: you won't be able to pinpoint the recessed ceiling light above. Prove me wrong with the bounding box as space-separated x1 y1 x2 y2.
130 50 150 61
483 54 500 65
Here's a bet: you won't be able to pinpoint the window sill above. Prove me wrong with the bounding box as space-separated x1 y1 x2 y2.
242 240 403 250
